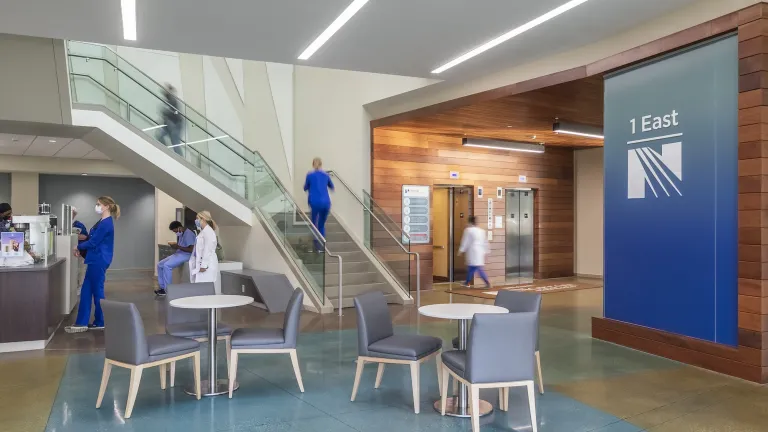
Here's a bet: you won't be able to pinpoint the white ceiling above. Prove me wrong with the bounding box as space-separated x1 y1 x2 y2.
0 0 701 79
0 133 109 160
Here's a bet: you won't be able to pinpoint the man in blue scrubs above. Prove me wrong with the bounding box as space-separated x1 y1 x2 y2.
304 157 334 252
155 221 195 296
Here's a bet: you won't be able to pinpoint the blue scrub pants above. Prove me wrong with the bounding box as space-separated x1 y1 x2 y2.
75 262 107 327
310 205 330 251
157 253 190 290
466 265 491 287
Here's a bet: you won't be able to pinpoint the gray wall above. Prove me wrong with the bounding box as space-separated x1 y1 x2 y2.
39 175 155 270
0 173 9 204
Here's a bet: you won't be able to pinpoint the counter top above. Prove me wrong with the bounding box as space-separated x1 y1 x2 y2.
0 258 65 273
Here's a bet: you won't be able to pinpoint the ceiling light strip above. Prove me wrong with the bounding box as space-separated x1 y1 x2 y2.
432 0 590 74
298 0 370 60
464 143 544 153
142 124 167 132
168 135 229 148
555 130 604 139
121 0 137 41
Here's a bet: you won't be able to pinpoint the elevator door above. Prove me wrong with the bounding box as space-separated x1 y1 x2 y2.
506 190 534 280
452 187 473 282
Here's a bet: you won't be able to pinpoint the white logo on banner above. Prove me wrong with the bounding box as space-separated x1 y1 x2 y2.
627 111 683 199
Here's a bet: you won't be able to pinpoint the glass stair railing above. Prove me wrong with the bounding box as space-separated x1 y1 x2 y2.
327 171 421 305
66 41 334 304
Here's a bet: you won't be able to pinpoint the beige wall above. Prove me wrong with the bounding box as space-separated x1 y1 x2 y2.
366 0 758 120
0 155 133 177
10 172 39 214
154 188 182 274
0 34 71 124
574 148 604 277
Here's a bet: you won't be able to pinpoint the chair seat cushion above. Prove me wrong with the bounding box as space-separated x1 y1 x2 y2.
146 334 200 362
368 334 442 361
230 328 287 348
166 322 233 338
441 350 467 378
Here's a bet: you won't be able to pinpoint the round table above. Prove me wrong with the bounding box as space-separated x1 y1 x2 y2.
418 303 508 418
170 294 253 397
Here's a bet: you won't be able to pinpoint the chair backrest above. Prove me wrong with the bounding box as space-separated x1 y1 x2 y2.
493 291 541 313
166 282 215 327
282 288 304 347
353 291 395 355
466 312 537 384
102 300 149 365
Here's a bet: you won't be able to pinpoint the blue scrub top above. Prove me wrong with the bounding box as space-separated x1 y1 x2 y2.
73 220 88 244
175 228 195 257
78 216 115 267
304 170 334 209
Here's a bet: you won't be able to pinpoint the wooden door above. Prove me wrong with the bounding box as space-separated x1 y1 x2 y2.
432 188 449 280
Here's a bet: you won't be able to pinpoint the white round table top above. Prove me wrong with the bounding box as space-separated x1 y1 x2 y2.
418 303 508 320
170 295 254 309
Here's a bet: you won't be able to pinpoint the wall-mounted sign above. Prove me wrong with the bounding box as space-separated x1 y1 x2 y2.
518 175 527 183
495 215 503 229
487 198 493 230
496 187 503 199
449 171 460 179
402 185 430 244
477 186 483 198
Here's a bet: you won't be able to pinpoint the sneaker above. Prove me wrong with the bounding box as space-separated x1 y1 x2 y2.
65 325 88 334
88 324 104 330
154 289 167 297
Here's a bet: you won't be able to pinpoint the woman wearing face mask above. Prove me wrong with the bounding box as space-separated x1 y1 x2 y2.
189 210 219 284
66 196 119 333
0 203 12 232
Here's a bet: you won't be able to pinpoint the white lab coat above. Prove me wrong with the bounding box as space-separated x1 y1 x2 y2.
458 226 489 267
189 225 219 283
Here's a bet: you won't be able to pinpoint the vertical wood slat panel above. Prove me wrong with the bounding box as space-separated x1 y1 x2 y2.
371 128 574 291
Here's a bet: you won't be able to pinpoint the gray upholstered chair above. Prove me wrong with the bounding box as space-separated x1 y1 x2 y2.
451 291 544 394
165 282 233 387
97 300 201 418
440 312 538 432
351 291 443 414
227 288 305 397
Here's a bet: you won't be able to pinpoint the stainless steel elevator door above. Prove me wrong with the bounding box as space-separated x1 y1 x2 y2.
505 190 534 280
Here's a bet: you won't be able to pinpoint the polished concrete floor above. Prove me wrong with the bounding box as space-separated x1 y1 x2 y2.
2 276 768 431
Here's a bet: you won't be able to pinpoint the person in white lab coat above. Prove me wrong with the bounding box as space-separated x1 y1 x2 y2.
458 216 491 289
189 210 219 284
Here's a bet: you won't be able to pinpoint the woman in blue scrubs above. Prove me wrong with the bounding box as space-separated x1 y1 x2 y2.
304 157 334 252
65 196 119 333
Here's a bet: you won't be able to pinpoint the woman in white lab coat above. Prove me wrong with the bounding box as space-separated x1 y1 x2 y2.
189 210 219 283
458 216 491 289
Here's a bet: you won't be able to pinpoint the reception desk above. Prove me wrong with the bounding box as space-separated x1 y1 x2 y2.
0 258 66 352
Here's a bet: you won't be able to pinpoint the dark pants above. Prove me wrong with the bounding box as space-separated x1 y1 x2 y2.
310 206 330 251
157 121 184 157
74 262 107 326
466 265 490 287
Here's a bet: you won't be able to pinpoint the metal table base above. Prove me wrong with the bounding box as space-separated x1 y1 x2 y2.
185 379 238 397
185 308 236 397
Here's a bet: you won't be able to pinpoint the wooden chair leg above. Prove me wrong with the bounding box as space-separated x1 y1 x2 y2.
124 367 143 419
435 352 443 397
289 350 304 393
374 363 385 389
193 352 201 400
170 362 176 388
96 360 112 408
470 385 480 432
228 351 239 398
159 363 167 390
225 336 232 374
350 358 365 401
535 351 544 394
504 387 509 411
410 362 420 414
440 366 450 415
498 388 506 411
527 382 538 432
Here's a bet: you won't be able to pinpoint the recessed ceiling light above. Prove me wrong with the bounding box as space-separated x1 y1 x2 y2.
11 137 18 142
49 139 57 143
298 0 370 60
432 0 591 74
121 0 137 41
81 173 88 176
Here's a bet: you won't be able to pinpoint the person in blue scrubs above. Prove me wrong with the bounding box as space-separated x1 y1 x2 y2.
154 221 195 296
304 157 334 252
65 196 119 333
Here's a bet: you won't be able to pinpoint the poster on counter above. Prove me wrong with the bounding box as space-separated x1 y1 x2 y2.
402 185 430 244
1 232 24 257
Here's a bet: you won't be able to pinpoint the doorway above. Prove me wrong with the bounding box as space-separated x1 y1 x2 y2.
432 186 474 283
505 189 534 284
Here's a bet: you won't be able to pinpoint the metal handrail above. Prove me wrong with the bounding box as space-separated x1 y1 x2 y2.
69 73 247 182
327 170 422 307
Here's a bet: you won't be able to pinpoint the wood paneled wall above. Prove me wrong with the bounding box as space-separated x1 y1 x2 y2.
371 128 574 291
